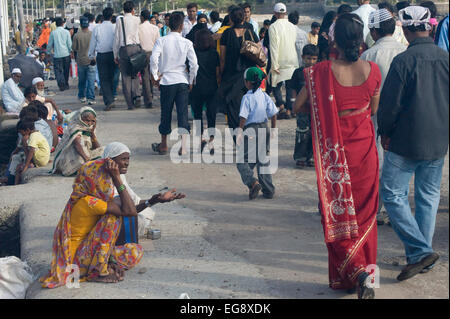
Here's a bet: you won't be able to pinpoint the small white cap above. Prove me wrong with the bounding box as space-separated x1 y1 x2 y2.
274 3 287 13
32 77 44 86
12 68 22 74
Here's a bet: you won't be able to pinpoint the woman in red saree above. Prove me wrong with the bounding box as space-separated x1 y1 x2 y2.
294 13 381 299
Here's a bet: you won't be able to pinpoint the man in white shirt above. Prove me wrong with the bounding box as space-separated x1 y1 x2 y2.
360 8 407 225
209 11 221 33
1 68 25 114
268 3 299 119
150 12 198 155
352 0 377 44
113 1 142 110
89 7 117 110
182 3 198 37
139 9 160 109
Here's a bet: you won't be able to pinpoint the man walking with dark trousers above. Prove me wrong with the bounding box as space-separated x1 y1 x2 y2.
150 12 198 155
47 17 72 91
139 9 160 109
89 7 117 111
113 1 142 110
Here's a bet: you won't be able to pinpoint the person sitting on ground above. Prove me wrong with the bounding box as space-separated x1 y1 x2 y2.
41 142 185 287
289 44 319 168
51 106 104 176
14 119 50 184
22 85 63 123
1 68 25 114
236 67 278 200
32 100 59 149
5 105 52 185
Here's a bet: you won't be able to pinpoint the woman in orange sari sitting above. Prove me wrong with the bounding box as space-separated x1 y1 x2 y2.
41 142 185 287
294 13 381 299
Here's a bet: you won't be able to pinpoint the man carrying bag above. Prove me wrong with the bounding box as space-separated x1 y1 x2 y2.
113 1 145 110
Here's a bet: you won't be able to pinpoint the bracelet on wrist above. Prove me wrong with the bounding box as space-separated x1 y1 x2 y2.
117 184 126 193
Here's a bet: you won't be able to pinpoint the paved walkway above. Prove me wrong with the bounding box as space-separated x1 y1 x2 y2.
1 78 448 299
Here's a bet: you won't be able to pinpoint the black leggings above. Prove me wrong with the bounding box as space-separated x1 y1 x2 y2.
191 93 216 138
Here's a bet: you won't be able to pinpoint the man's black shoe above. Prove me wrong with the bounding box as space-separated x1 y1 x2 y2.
397 252 439 281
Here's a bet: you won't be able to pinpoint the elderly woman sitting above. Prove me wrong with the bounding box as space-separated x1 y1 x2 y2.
41 142 185 286
29 77 64 122
51 106 103 176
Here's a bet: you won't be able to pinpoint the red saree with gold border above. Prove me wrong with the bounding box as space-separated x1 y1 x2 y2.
304 61 379 290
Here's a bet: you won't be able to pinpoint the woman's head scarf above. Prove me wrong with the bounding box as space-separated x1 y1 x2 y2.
102 142 131 159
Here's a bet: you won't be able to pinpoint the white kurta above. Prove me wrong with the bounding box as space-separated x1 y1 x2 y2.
268 19 299 87
1 78 25 114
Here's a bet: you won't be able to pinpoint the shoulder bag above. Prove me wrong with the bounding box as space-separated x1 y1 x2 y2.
120 17 147 75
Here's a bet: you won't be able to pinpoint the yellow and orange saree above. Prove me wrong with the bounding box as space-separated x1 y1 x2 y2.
40 159 143 288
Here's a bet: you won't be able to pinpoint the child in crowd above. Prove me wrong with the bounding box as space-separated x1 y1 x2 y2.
14 119 50 184
23 85 63 123
289 44 319 168
191 29 220 154
259 27 268 56
308 22 321 45
236 67 278 200
33 101 59 149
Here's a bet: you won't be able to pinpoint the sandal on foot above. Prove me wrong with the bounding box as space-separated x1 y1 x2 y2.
249 182 262 200
152 143 168 155
357 272 375 299
296 160 306 168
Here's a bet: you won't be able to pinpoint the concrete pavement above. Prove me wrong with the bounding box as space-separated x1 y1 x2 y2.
1 78 448 299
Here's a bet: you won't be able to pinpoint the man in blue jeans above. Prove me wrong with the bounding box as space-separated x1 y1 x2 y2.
72 17 96 105
378 6 449 282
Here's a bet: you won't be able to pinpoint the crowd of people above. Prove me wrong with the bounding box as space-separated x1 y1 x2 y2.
1 0 448 299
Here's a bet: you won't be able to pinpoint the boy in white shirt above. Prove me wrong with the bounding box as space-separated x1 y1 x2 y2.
236 67 278 200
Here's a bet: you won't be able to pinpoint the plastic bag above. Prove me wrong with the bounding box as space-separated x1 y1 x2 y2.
0 256 34 299
70 59 78 79
137 207 155 238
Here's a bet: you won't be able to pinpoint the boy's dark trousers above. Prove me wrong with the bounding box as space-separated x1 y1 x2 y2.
236 122 275 196
293 113 313 162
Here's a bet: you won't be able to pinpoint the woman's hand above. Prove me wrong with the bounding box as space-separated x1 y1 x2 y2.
91 121 97 134
105 158 120 179
158 189 186 203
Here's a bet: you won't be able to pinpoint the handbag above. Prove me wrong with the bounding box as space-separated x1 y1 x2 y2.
240 30 267 67
120 17 147 75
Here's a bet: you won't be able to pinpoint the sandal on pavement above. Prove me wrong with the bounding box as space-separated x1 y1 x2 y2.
152 143 168 155
357 272 375 299
249 182 262 200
